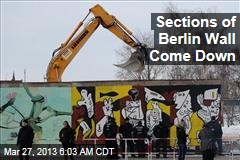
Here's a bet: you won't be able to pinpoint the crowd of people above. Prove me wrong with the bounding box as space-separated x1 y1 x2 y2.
102 116 223 160
16 116 223 160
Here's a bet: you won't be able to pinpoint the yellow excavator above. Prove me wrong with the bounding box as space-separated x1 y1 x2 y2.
46 4 147 82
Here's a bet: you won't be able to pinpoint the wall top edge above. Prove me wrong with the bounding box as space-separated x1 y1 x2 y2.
0 79 221 87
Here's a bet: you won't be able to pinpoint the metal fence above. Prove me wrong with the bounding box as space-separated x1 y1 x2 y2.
1 138 239 160
84 137 240 160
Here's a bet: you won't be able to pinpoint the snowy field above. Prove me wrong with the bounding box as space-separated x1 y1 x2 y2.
223 125 240 138
222 125 240 155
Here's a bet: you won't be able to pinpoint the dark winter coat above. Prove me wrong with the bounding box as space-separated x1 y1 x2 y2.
59 126 75 144
176 126 188 145
206 120 223 138
153 123 169 138
103 121 118 138
133 123 148 138
119 122 133 138
17 125 34 147
199 126 217 151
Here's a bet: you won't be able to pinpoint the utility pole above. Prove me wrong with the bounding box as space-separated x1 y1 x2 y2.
24 69 26 82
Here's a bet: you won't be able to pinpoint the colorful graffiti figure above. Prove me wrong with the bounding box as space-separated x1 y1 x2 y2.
74 89 94 142
197 89 221 123
121 88 144 126
1 85 71 143
145 87 165 133
96 98 114 137
77 89 94 118
23 86 71 142
173 90 193 144
146 101 162 132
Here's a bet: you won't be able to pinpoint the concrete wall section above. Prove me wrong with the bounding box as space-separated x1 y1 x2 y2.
0 86 71 144
0 80 221 146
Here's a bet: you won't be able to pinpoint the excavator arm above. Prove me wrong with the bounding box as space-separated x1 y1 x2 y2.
46 4 147 82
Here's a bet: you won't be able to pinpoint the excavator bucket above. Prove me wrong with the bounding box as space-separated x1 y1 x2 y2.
114 50 146 72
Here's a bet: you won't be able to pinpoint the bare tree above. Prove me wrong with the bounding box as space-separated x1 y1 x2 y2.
223 100 240 127
165 8 240 99
115 6 240 100
115 31 168 80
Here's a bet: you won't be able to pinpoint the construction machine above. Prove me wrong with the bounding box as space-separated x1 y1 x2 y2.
46 4 147 82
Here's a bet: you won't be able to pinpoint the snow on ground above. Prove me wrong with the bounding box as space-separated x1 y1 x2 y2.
218 125 240 154
222 125 240 139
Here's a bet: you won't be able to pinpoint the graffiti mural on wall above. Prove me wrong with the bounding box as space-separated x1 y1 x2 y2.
1 83 221 146
71 87 95 144
0 86 71 144
121 87 145 127
94 85 145 138
70 84 221 146
197 88 221 123
145 87 166 134
145 85 221 146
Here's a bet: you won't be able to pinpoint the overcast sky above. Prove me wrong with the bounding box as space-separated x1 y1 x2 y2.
1 1 239 82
